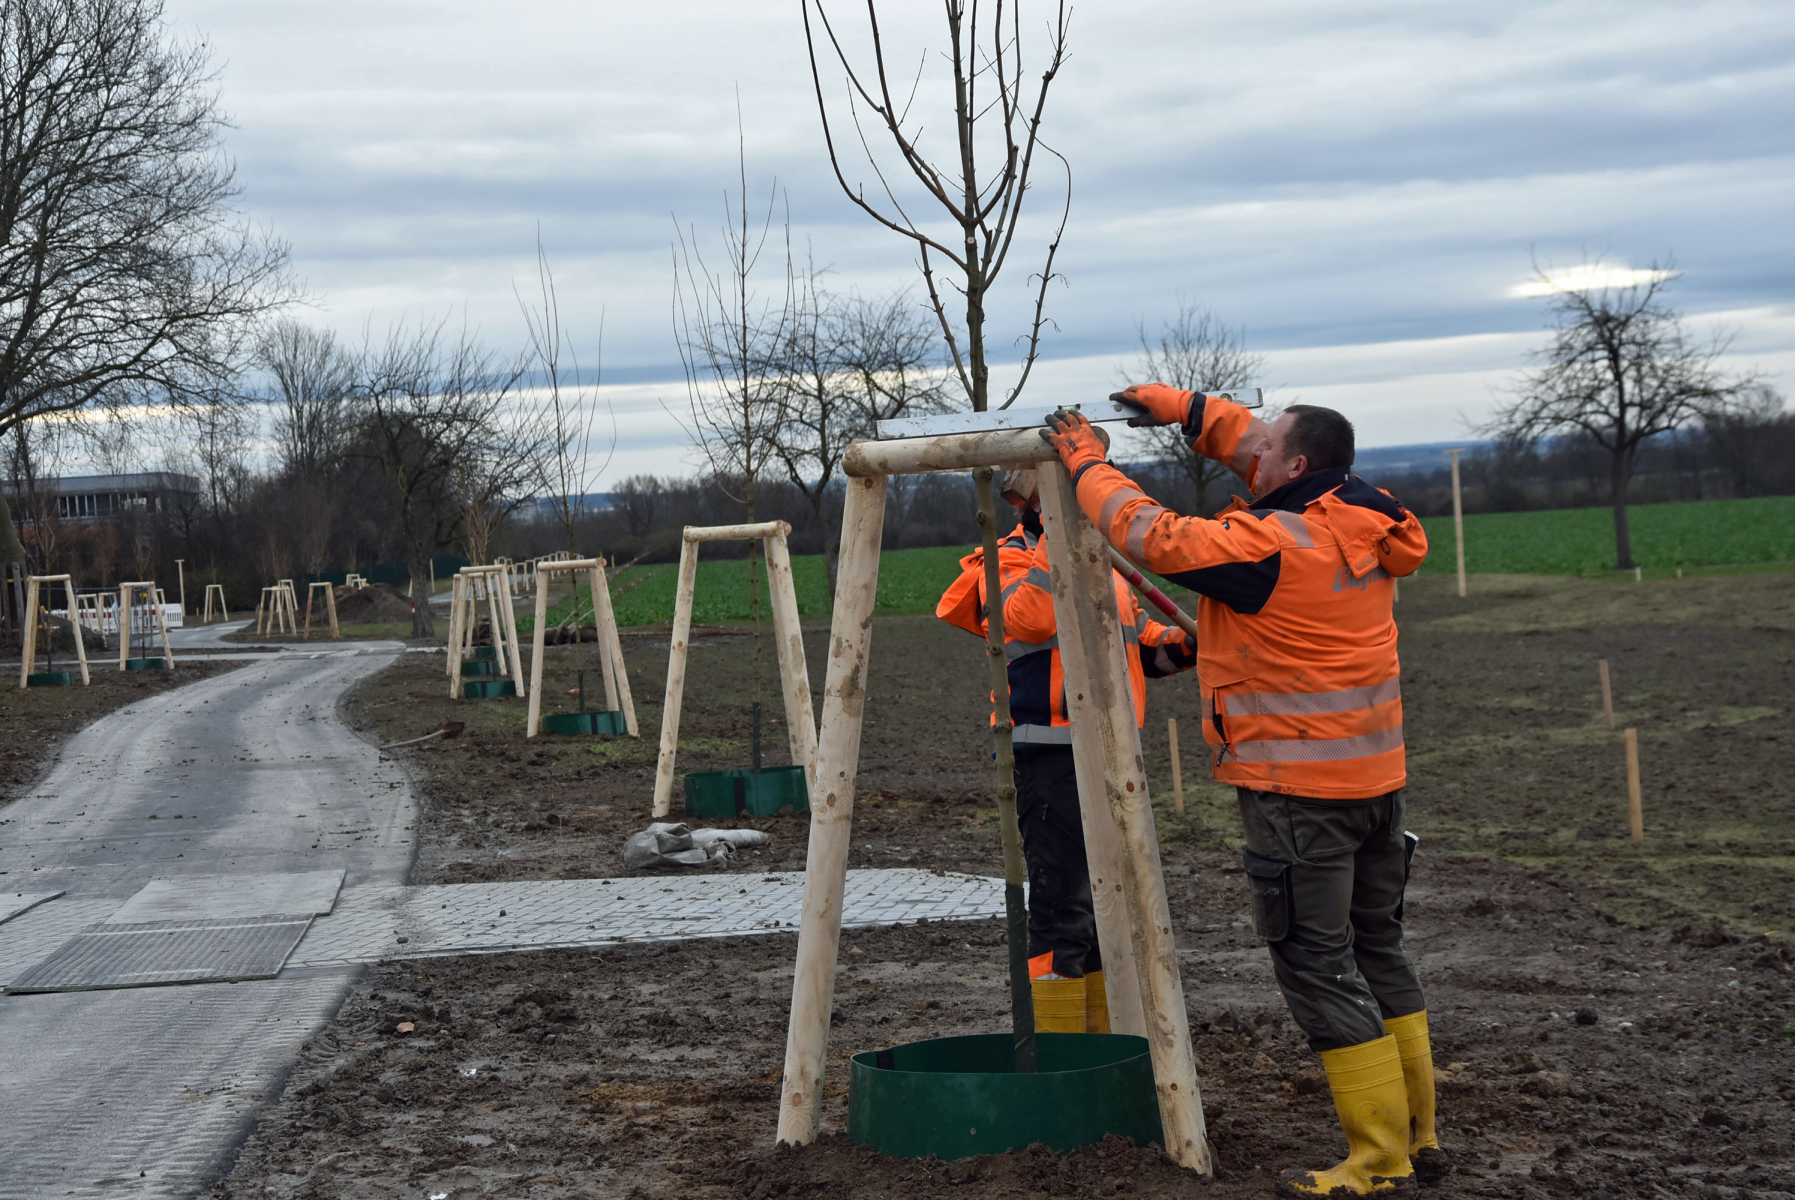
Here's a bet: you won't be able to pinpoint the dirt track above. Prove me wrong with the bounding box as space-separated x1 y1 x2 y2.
210 572 1795 1198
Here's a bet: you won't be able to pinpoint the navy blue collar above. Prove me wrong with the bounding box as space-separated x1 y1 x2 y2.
1251 470 1352 514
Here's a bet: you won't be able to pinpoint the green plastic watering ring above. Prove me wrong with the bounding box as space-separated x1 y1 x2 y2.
682 764 808 818
848 1032 1163 1160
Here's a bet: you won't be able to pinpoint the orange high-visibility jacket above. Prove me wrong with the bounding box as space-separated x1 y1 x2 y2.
1068 395 1429 798
936 520 1195 741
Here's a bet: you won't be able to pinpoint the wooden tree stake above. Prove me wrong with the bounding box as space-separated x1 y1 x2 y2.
777 475 886 1147
1625 727 1644 842
650 539 701 815
652 523 814 813
1038 460 1208 1171
526 558 639 739
1598 659 1614 729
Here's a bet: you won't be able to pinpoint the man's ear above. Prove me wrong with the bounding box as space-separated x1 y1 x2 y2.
1288 453 1310 481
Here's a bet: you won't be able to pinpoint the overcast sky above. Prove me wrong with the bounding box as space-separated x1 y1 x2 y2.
170 0 1795 473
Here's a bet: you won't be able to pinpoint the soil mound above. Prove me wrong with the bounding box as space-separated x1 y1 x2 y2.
332 583 414 625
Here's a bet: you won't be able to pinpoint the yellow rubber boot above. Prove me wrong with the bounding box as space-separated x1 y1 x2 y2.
1384 1010 1449 1182
1030 977 1086 1033
1084 970 1110 1034
1279 1034 1415 1196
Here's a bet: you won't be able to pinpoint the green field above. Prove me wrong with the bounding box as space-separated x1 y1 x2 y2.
516 495 1795 630
520 543 975 630
1419 495 1795 576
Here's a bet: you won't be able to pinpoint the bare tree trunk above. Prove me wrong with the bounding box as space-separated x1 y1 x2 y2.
974 467 1033 1070
0 493 25 568
408 548 436 638
1610 453 1635 571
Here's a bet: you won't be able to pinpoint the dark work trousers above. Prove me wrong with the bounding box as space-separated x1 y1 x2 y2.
1014 744 1101 979
1238 788 1425 1051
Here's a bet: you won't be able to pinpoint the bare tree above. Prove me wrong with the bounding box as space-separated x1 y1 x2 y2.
0 0 292 539
1486 261 1756 569
261 320 356 482
802 0 1072 1072
1128 301 1266 515
672 125 795 732
516 236 614 558
769 269 946 589
355 320 527 637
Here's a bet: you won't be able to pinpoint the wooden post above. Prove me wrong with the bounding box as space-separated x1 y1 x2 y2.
1037 475 1148 1036
446 572 467 699
152 584 175 668
1598 659 1614 729
590 564 622 713
19 576 39 685
64 577 90 684
763 528 819 795
324 581 340 639
175 559 186 616
1447 448 1467 598
777 474 887 1146
1168 717 1185 816
1624 728 1644 842
526 564 553 737
1038 461 1209 1172
651 538 701 818
592 560 639 737
497 568 528 699
117 583 130 669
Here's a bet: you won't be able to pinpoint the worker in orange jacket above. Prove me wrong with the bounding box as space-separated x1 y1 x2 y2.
1042 388 1441 1197
936 468 1196 1036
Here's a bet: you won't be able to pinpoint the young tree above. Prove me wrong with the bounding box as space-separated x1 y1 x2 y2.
802 0 1071 1093
517 237 614 559
1128 301 1266 515
673 130 795 731
1487 262 1755 569
0 0 291 537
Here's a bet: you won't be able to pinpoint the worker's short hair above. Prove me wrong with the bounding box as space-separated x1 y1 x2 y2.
1282 404 1354 472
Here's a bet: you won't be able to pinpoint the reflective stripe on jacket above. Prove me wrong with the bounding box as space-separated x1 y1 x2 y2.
1069 396 1429 799
935 522 1195 733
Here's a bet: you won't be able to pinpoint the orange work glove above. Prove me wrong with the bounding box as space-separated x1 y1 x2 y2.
1040 408 1108 475
1112 382 1196 429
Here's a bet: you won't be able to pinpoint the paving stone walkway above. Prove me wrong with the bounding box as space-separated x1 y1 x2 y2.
287 867 1006 968
0 869 1006 988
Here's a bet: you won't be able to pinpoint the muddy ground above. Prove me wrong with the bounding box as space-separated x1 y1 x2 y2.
199 570 1794 1198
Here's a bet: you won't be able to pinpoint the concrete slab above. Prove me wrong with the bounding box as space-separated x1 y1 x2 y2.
6 916 315 994
105 870 345 924
0 893 63 927
289 867 1006 969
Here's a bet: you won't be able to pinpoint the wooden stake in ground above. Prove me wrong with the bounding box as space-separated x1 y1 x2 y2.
303 582 340 640
175 559 186 616
777 476 886 1147
1038 459 1207 1169
202 583 228 625
1625 727 1644 842
650 522 816 816
1168 718 1185 816
18 574 91 687
1447 448 1467 598
525 558 639 739
1598 659 1614 729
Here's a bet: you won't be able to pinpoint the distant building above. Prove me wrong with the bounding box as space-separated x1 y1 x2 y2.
15 472 201 524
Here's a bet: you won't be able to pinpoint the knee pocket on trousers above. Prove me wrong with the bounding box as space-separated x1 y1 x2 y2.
1243 849 1291 942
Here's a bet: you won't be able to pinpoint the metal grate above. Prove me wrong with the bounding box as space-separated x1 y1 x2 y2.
4 915 314 994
